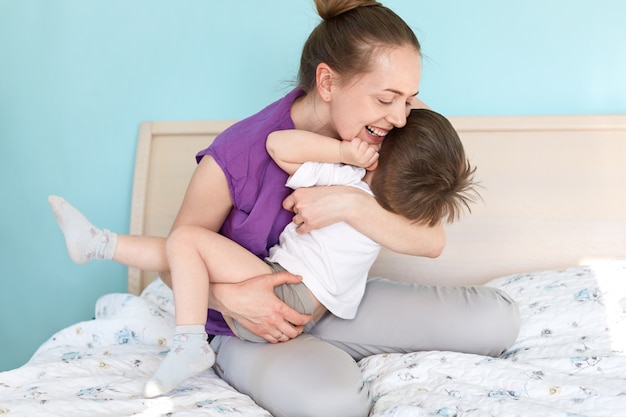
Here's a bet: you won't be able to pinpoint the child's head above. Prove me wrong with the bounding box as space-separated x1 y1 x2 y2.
370 108 479 226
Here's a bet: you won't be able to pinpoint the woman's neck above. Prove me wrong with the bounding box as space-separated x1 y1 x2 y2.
291 91 334 136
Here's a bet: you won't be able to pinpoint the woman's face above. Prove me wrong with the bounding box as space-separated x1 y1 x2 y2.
328 45 422 146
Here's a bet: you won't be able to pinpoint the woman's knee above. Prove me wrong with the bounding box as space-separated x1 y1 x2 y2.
213 335 371 417
482 288 521 355
286 374 370 417
500 288 521 346
260 348 371 417
438 286 521 357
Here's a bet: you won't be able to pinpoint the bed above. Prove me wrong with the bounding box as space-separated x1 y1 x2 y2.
2 114 625 416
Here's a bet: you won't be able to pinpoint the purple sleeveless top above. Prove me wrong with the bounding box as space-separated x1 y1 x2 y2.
196 88 304 335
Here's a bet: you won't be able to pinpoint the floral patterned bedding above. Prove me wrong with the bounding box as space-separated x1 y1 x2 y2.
1 262 625 416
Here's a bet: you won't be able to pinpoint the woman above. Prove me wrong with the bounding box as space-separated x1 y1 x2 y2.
50 1 520 416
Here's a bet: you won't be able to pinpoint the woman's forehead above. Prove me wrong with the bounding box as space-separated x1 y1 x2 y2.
356 47 422 94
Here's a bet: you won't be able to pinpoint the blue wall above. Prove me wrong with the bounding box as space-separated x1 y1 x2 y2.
1 0 624 371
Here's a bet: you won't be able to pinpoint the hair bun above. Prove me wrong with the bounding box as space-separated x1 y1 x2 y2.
315 0 380 20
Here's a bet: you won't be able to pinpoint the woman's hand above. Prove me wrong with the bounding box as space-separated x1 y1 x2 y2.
210 271 312 343
283 185 357 234
284 185 446 257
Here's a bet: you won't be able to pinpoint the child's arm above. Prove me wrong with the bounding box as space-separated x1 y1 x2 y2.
266 130 378 175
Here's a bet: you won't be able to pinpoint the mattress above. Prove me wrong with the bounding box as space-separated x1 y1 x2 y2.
2 262 625 416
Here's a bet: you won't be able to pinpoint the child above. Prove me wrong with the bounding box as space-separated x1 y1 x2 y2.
48 108 478 397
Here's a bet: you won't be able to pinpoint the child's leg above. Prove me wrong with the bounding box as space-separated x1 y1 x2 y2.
143 324 216 398
144 224 272 398
166 224 274 324
48 195 168 272
48 196 117 263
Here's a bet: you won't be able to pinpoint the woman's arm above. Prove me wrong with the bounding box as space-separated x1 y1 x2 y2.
169 155 311 340
284 185 446 257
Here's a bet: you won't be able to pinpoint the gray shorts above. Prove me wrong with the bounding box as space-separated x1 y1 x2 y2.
230 260 316 343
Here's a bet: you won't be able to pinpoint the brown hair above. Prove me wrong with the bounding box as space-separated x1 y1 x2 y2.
298 0 421 92
370 109 479 227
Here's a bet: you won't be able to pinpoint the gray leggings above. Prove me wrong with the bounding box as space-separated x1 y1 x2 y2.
210 278 520 417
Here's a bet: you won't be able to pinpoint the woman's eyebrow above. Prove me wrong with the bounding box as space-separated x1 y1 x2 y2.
384 88 419 97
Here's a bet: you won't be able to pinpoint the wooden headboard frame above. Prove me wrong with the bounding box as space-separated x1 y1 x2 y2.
128 115 626 295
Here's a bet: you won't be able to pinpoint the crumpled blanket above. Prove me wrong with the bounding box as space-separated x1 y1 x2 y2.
1 262 625 417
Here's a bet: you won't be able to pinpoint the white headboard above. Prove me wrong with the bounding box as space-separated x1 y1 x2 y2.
128 115 626 294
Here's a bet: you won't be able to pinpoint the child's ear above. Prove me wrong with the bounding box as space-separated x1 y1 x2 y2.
315 63 336 102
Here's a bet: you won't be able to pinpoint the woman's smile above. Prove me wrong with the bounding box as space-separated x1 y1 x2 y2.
365 125 389 143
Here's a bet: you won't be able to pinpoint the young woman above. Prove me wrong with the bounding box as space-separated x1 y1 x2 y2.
49 1 520 415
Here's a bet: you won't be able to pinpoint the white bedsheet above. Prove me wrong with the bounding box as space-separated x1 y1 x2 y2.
1 262 625 416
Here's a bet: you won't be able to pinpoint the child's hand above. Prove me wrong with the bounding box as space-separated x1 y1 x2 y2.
339 138 379 169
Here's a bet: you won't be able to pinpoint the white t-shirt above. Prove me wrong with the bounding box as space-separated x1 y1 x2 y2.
267 162 381 319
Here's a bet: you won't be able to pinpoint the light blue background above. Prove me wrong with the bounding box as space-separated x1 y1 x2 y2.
1 0 624 371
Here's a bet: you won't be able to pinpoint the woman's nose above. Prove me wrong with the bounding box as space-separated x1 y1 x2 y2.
387 103 408 128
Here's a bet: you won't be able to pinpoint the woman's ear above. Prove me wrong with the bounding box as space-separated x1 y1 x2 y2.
315 63 335 102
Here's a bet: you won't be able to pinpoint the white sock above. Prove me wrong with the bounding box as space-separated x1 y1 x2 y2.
143 325 215 398
48 195 117 263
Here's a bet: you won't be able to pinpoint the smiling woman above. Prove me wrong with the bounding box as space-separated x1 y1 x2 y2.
307 45 422 145
292 0 423 149
40 1 521 415
3 0 626 415
2 113 625 417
